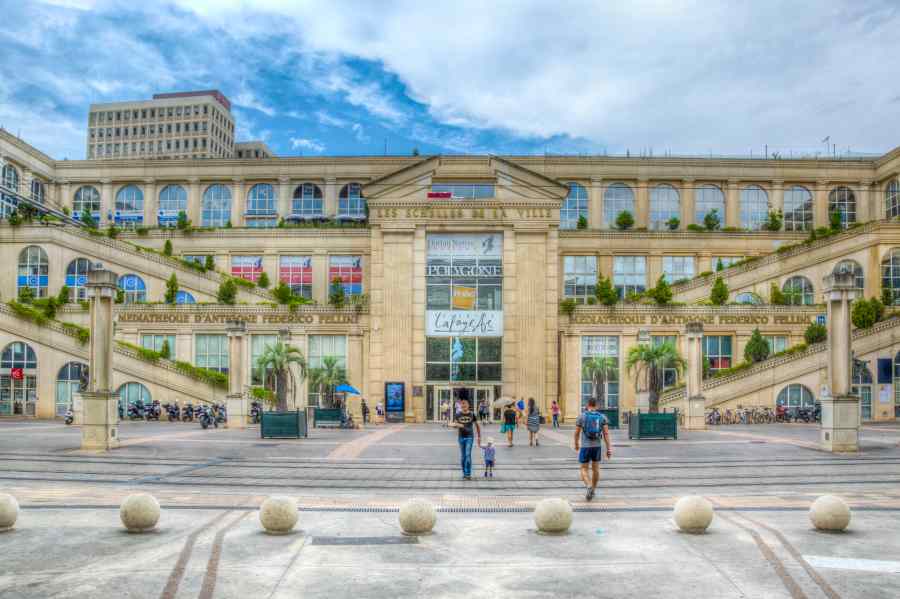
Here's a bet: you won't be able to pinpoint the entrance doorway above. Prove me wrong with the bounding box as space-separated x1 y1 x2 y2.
429 385 493 422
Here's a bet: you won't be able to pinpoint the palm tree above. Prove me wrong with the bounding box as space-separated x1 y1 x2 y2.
625 342 686 413
308 356 348 408
255 341 307 412
582 356 618 409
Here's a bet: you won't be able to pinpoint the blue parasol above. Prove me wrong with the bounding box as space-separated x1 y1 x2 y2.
335 384 361 395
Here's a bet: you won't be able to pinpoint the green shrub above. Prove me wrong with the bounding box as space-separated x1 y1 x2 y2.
687 223 705 232
329 277 346 308
136 227 149 236
744 328 770 363
666 217 680 230
710 277 729 305
615 211 634 230
273 281 294 304
80 209 97 228
163 239 173 256
164 273 179 304
804 323 827 344
17 286 35 304
8 300 48 326
765 210 783 231
204 255 215 271
7 210 22 227
115 288 125 304
646 275 673 306
159 339 171 359
230 276 255 289
851 297 885 329
61 322 90 345
217 279 237 305
829 211 842 232
257 272 270 289
576 215 588 229
106 225 119 239
596 275 618 306
769 282 787 305
559 298 577 316
176 211 192 232
57 286 70 305
703 209 721 231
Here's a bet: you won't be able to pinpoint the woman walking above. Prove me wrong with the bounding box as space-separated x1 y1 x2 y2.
501 402 518 447
550 400 560 428
527 398 541 446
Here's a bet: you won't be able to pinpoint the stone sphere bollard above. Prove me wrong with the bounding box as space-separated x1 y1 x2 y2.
259 496 298 535
673 496 714 534
0 493 19 532
534 498 573 535
398 498 437 535
809 495 851 532
119 493 161 533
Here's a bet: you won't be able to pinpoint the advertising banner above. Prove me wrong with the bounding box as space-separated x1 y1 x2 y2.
426 310 503 337
427 233 502 258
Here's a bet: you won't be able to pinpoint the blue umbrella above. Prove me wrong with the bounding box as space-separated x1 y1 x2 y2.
335 384 361 395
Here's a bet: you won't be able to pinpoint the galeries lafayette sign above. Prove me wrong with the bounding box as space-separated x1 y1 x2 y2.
426 310 503 337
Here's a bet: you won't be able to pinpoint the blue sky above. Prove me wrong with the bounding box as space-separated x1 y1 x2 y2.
2 1 900 160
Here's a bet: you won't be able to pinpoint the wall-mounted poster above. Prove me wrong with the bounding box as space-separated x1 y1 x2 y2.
384 382 406 422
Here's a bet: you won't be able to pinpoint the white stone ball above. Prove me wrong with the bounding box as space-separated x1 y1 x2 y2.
534 498 573 534
673 496 714 534
398 498 437 535
119 493 160 533
259 496 298 535
0 493 19 532
809 495 851 532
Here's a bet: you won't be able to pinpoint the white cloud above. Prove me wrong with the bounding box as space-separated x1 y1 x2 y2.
290 137 325 153
315 110 348 128
233 89 276 117
350 123 369 143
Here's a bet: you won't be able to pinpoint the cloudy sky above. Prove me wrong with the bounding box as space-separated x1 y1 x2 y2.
2 0 899 159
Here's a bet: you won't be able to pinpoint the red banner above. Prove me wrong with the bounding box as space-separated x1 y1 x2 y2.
427 192 452 199
10 368 23 380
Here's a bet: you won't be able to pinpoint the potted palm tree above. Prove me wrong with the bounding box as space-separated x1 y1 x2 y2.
308 356 349 427
255 341 308 438
625 341 686 439
581 356 620 428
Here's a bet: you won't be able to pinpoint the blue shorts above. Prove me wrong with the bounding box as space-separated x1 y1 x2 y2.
578 447 603 464
485 460 495 467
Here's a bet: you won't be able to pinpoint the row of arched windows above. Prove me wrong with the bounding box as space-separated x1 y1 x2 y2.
69 182 367 228
733 260 865 306
560 181 900 231
15 246 194 304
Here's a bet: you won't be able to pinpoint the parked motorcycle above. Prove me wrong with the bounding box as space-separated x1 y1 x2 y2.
163 402 180 422
250 401 262 424
128 400 145 420
199 405 216 429
214 403 227 426
145 400 161 421
182 402 195 422
64 408 74 425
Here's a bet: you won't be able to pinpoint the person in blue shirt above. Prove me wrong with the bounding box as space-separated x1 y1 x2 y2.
574 397 612 501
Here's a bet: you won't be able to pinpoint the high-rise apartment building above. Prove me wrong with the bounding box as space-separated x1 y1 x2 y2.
85 90 236 160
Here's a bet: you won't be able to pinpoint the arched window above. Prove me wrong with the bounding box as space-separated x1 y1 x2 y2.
783 185 813 232
853 361 873 420
828 186 856 228
175 290 196 304
833 260 864 292
735 292 762 305
118 274 146 304
73 185 101 220
65 258 92 302
740 185 769 230
246 183 277 226
649 184 680 230
31 180 45 204
695 184 725 226
886 180 900 219
782 276 815 305
0 342 38 416
291 183 323 218
603 183 634 227
56 362 87 417
201 184 232 227
338 182 367 220
114 184 144 228
881 248 900 305
17 245 49 299
776 384 815 409
158 184 187 227
2 164 19 191
560 183 588 230
118 382 151 411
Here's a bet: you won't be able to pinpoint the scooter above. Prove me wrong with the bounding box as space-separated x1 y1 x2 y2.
128 400 145 420
199 405 217 429
163 403 180 422
214 403 227 426
250 401 262 424
182 403 195 422
145 400 161 421
64 408 74 425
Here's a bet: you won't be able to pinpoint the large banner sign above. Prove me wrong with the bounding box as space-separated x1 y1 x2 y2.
426 310 503 337
427 233 502 258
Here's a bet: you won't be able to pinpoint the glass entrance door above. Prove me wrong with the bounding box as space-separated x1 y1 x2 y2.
433 386 453 421
431 386 493 422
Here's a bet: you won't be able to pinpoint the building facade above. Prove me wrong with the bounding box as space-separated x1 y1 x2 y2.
3 128 900 422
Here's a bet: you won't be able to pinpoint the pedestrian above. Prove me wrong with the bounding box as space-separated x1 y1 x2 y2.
449 398 481 480
527 397 541 446
375 402 384 423
574 397 612 501
501 402 518 447
440 399 450 422
478 399 489 423
361 399 369 424
481 437 496 477
551 400 560 428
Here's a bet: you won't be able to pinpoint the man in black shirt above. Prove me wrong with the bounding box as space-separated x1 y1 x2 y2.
451 399 481 480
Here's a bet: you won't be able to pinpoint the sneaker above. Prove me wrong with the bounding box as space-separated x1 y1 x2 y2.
464 475 472 480
489 471 493 477
586 487 595 501
483 471 488 478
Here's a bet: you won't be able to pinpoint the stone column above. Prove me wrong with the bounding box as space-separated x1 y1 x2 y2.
635 178 649 228
814 180 829 229
858 180 872 224
60 181 71 214
680 178 694 228
278 176 291 221
324 177 338 218
820 271 860 452
725 179 740 228
100 179 113 226
143 179 156 227
347 329 364 426
80 267 120 451
230 178 244 227
226 320 247 428
684 322 706 430
187 178 201 226
589 177 603 229
771 180 784 225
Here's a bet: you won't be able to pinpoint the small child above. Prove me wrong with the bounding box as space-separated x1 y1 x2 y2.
481 437 496 478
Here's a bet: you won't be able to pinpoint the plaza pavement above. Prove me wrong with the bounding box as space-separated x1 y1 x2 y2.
2 419 900 598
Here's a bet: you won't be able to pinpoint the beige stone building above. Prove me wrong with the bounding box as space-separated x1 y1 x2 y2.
2 128 900 423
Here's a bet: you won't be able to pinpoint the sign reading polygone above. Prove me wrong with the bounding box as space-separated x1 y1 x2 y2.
427 310 503 337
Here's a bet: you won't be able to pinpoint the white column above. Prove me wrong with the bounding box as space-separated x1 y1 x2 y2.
771 180 784 225
684 322 706 430
680 178 694 228
324 177 338 218
226 320 248 428
80 268 120 451
278 176 291 221
143 179 156 227
188 178 201 226
726 179 740 228
230 178 244 227
635 178 649 228
814 180 829 229
589 177 603 229
821 271 860 452
100 179 113 226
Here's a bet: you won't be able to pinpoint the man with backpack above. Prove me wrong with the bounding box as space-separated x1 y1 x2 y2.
574 397 612 501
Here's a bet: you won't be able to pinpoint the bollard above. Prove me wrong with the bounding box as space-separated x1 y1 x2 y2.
673 496 714 534
534 498 573 534
259 496 298 535
398 498 436 535
809 495 851 532
0 493 19 532
120 493 161 533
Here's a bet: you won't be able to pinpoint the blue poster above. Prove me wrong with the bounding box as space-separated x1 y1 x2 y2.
385 382 405 413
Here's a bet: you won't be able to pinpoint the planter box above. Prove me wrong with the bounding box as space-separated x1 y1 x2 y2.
313 407 343 428
261 410 307 438
628 410 678 440
598 409 620 429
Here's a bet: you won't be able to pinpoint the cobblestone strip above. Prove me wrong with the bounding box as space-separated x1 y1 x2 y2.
326 424 408 460
198 510 250 599
159 511 233 599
